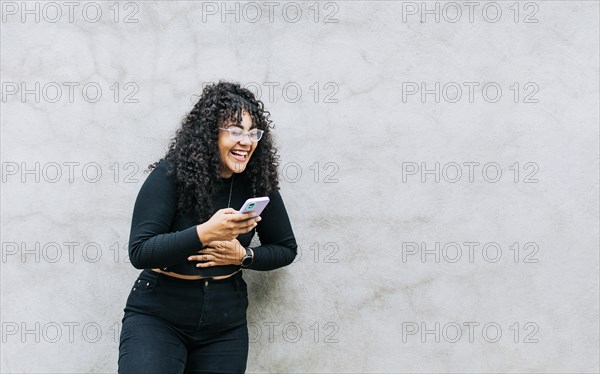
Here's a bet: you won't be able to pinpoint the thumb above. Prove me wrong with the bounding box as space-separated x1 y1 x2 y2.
222 208 239 214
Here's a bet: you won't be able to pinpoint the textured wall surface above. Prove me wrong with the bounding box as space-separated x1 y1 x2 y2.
1 1 599 373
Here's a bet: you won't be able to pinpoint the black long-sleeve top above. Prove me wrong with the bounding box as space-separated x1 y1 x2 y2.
127 158 297 276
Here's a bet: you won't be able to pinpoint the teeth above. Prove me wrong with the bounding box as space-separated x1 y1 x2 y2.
231 151 247 159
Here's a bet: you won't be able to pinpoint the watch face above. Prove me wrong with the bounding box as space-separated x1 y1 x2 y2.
241 257 252 266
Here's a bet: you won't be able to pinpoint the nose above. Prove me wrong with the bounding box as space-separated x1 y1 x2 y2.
238 134 252 145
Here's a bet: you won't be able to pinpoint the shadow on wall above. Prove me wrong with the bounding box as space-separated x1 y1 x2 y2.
244 267 298 315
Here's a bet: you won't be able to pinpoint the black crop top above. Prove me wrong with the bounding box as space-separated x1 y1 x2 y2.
127 158 298 276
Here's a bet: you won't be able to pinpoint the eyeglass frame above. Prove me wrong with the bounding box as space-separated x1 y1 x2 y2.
218 126 264 143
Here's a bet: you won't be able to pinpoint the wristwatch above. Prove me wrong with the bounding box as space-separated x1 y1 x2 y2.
241 246 254 268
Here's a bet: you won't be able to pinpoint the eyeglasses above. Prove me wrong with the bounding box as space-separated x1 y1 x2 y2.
219 127 264 142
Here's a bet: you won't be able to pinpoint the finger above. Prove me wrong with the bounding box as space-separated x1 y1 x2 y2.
202 241 227 252
196 261 215 268
188 254 212 261
204 244 221 252
245 219 258 230
233 212 256 222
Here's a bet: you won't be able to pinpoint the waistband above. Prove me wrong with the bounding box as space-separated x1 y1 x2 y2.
142 268 243 287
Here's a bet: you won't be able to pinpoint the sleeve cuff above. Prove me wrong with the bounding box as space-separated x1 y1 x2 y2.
178 225 204 252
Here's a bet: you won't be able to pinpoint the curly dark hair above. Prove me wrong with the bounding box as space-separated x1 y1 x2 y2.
146 80 281 223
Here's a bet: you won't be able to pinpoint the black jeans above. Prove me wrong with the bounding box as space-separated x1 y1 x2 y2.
118 269 249 374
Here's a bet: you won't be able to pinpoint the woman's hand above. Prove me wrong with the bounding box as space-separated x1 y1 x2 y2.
188 239 246 268
197 208 261 243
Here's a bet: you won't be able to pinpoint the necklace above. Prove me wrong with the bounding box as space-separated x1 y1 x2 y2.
227 173 234 208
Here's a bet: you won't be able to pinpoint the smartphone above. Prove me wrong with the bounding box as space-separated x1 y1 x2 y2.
237 197 270 218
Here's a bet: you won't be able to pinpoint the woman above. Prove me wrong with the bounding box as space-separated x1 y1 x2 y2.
118 81 298 373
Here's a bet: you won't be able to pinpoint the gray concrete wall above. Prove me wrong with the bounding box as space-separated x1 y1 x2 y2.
1 1 598 373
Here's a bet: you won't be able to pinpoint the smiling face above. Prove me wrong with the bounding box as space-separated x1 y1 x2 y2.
217 110 257 178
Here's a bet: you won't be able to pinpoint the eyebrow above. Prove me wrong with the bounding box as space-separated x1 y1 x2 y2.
226 123 258 130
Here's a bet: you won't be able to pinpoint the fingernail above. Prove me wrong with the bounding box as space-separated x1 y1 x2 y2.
188 257 192 260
